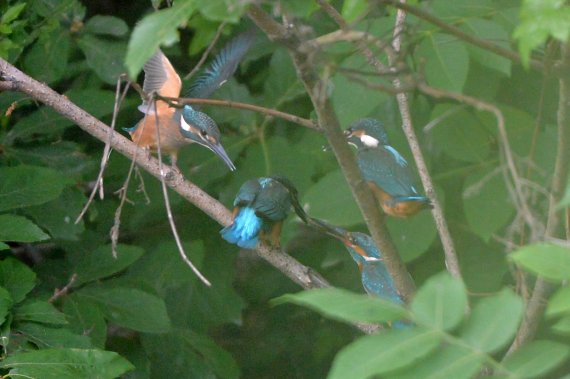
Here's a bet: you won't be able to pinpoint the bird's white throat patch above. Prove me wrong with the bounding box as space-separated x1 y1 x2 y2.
360 135 379 147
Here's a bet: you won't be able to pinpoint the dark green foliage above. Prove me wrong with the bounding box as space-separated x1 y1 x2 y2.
1 0 570 377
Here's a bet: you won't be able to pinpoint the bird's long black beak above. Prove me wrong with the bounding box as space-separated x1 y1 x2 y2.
203 140 236 171
308 217 349 242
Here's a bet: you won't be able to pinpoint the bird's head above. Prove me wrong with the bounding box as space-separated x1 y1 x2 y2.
345 118 389 149
179 105 236 171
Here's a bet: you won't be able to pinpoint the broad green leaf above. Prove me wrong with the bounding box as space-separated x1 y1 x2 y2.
77 34 126 84
552 315 570 336
332 53 390 126
0 348 134 379
502 340 570 378
10 142 95 177
23 27 71 84
143 329 240 379
280 0 319 17
78 286 171 333
273 288 408 324
72 244 144 286
342 0 368 22
264 48 305 106
328 328 441 379
510 243 570 282
0 287 13 325
429 104 491 163
546 286 570 317
0 243 8 251
416 33 469 92
514 0 570 68
15 322 92 349
461 18 511 76
15 300 68 325
303 170 362 227
25 187 87 241
0 214 50 242
460 288 523 353
463 168 514 241
0 257 36 303
389 344 484 379
126 0 196 78
411 272 466 331
2 3 26 24
387 207 438 262
0 166 68 212
63 295 107 349
198 0 247 22
429 0 494 20
83 15 128 36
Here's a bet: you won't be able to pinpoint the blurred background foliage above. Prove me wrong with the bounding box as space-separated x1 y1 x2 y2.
1 0 570 378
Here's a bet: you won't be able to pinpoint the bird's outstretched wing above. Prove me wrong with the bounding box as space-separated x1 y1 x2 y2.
138 50 182 114
188 30 256 99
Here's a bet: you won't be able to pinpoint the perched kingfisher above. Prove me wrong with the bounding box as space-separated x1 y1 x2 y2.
221 176 308 249
309 218 408 328
345 118 432 218
126 31 255 170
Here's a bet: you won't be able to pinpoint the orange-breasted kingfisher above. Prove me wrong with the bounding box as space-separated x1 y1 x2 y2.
126 31 255 170
345 118 432 218
310 218 409 328
221 176 308 249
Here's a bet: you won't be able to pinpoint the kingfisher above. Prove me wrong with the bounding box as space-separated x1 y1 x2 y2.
126 30 256 170
345 118 432 218
309 218 408 328
221 176 308 249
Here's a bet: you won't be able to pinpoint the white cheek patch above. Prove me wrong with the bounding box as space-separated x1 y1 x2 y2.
360 135 379 147
180 116 191 132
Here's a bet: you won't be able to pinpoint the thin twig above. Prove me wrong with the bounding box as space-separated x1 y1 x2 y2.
151 99 211 286
48 273 77 303
184 22 227 80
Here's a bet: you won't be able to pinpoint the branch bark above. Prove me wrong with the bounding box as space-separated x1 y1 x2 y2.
0 58 330 294
248 5 416 301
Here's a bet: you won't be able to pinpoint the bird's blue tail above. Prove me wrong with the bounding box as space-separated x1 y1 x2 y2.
220 207 262 249
392 195 432 209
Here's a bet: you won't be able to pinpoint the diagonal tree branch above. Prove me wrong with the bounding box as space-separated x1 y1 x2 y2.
248 5 416 301
0 58 330 295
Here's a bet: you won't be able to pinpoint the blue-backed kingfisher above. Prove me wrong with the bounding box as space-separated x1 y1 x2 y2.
310 218 408 328
126 31 255 170
221 176 308 249
345 118 432 218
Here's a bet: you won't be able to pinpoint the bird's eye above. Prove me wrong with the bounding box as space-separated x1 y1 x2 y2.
200 130 208 137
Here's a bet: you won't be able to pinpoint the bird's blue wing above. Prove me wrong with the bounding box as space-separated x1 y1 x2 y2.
253 179 291 222
188 30 256 99
361 263 404 305
358 147 417 197
234 179 262 207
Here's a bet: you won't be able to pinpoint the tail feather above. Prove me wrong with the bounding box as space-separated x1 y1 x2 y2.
220 207 262 249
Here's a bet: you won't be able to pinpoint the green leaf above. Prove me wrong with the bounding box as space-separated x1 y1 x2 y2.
263 48 305 106
389 344 484 379
125 0 196 78
73 244 144 286
416 33 469 92
0 214 50 242
25 187 87 241
0 348 134 379
0 166 68 212
463 168 514 241
546 286 570 317
460 288 523 353
15 300 68 325
273 288 408 324
303 170 362 227
0 242 8 251
387 208 438 262
23 27 71 84
0 287 13 325
502 340 570 378
198 0 247 22
142 329 240 379
552 315 570 336
410 272 466 331
0 257 36 303
510 243 570 282
461 18 511 76
15 322 92 349
77 286 171 333
341 0 368 22
429 104 491 163
328 328 441 379
83 15 128 36
63 295 107 349
2 3 26 24
77 34 126 84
